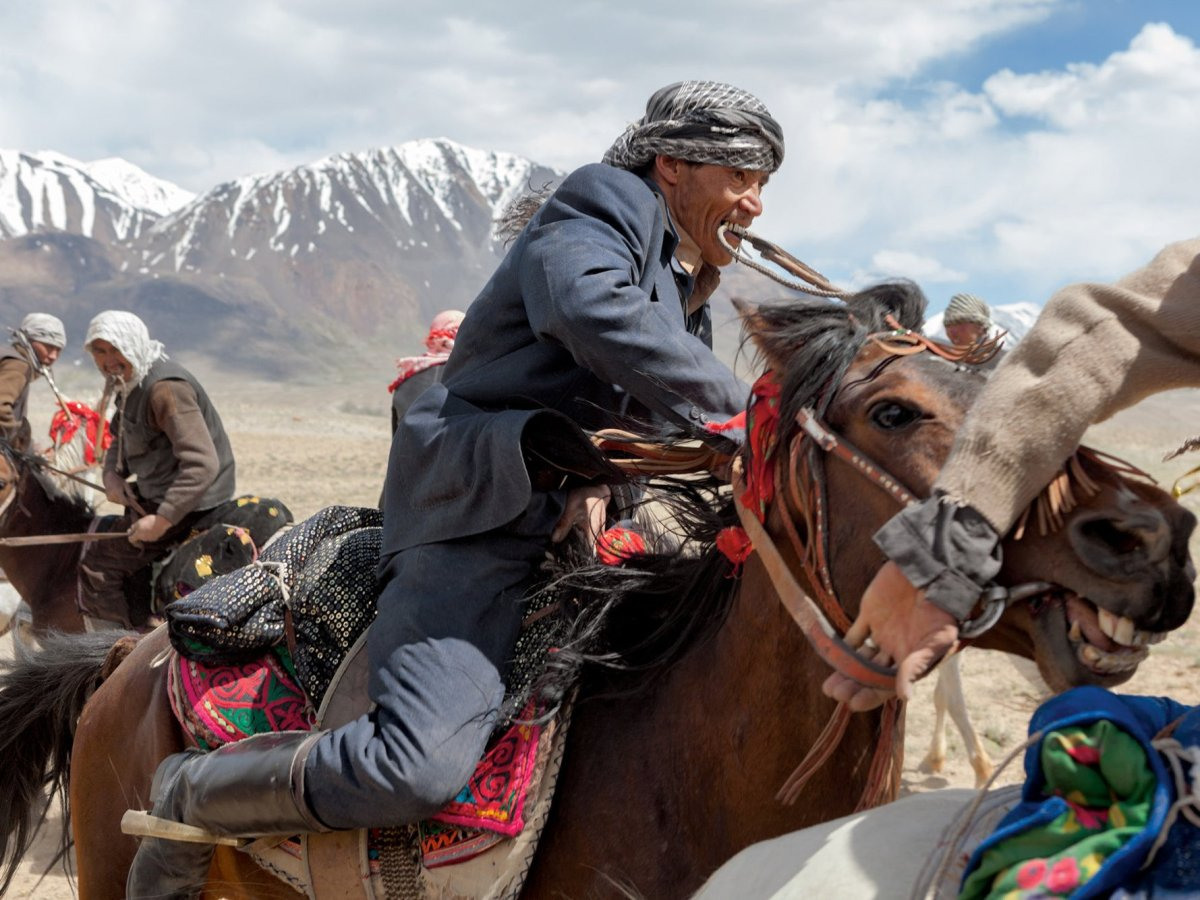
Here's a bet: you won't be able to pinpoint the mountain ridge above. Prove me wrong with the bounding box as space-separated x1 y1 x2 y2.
0 142 1040 378
0 139 560 375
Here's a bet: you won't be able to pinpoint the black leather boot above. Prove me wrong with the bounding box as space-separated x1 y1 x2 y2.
126 731 328 899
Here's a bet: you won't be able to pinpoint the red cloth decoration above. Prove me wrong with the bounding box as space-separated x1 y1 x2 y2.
716 526 753 572
596 526 647 566
740 372 782 523
705 410 746 433
48 400 112 464
387 311 464 392
387 356 449 393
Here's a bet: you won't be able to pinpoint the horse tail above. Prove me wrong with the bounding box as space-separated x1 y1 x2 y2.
0 630 129 894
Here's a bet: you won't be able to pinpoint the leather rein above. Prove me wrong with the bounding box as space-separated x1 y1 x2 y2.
0 446 120 547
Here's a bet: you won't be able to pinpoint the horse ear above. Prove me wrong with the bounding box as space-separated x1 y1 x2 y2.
731 297 758 318
735 298 789 373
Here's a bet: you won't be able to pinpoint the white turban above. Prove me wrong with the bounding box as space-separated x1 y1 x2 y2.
19 313 66 349
84 311 167 388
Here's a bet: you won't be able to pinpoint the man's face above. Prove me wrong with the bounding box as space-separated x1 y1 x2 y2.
88 338 134 382
945 322 986 347
655 158 769 266
30 340 60 367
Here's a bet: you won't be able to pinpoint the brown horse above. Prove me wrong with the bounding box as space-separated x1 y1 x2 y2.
1 284 1194 899
0 444 92 636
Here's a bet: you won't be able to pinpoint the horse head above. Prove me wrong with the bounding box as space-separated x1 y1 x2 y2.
742 281 1195 694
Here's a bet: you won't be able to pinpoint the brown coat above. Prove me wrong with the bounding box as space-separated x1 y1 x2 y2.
0 346 35 449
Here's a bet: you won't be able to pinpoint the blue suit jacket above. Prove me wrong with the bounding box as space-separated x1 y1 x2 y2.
381 163 747 556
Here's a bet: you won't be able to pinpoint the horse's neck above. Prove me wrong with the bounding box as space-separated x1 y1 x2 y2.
554 556 891 889
0 478 87 618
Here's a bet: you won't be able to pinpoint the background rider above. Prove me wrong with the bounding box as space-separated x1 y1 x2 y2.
0 313 66 452
78 311 236 630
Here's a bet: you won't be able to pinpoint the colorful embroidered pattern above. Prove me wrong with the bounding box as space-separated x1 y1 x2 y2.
168 647 316 751
428 703 542 837
170 655 544 843
414 821 504 869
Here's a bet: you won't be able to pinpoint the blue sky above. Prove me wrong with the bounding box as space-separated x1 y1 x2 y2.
1 0 1198 315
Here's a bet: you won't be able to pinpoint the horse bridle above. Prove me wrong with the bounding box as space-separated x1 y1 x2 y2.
732 331 1051 691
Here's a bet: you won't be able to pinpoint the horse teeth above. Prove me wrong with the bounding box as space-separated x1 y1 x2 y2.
1130 628 1167 647
1096 608 1139 646
1068 620 1083 642
1112 617 1136 646
1078 642 1148 672
1097 608 1118 639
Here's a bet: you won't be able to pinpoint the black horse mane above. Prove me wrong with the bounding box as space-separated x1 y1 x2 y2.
526 281 928 709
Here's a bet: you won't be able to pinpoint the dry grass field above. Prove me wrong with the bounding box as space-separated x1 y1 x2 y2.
4 372 1200 898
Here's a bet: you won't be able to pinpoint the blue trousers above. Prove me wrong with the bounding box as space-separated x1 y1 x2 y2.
302 490 564 827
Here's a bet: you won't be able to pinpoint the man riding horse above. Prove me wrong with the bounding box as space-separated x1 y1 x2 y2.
78 311 237 629
127 79 784 895
825 237 1200 709
0 313 66 451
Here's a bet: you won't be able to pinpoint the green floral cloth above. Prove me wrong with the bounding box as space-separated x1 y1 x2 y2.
961 721 1156 898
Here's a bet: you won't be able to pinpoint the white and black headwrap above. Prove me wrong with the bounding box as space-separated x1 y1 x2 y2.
603 80 785 174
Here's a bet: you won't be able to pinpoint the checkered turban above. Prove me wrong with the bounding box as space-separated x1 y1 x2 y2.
603 80 784 174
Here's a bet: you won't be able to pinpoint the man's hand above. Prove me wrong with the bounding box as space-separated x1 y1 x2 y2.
821 561 960 711
103 471 135 507
128 514 173 546
551 484 611 549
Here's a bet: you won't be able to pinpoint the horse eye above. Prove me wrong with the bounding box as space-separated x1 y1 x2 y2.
869 401 921 431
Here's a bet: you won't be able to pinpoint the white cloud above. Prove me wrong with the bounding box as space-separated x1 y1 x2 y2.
2 1 1198 313
848 249 968 290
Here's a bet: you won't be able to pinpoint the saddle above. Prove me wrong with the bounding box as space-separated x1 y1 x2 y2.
241 638 573 899
82 494 294 627
162 505 576 899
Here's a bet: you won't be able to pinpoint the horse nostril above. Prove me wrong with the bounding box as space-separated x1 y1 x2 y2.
1070 505 1173 576
1077 518 1149 557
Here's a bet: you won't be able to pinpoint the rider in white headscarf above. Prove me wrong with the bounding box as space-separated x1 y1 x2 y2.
78 311 236 629
83 310 168 391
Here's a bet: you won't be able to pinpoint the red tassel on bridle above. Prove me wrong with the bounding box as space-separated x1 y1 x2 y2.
714 372 782 573
740 371 782 523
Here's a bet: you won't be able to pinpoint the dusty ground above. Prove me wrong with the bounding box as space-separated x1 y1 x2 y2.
3 375 1200 898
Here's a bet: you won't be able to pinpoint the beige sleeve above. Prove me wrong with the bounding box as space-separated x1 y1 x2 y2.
0 358 31 432
935 238 1200 533
146 380 220 524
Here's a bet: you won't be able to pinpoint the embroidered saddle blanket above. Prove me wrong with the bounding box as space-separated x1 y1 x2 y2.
167 636 572 899
163 505 576 898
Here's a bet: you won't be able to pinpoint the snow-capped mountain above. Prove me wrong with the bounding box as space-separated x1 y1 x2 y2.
0 139 560 373
925 301 1041 345
0 150 193 242
141 139 553 270
125 139 560 334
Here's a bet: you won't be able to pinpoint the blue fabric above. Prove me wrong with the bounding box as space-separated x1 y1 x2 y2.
303 490 564 828
962 686 1200 898
382 162 747 556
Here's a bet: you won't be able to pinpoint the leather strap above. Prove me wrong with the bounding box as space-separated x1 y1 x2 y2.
732 461 896 690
